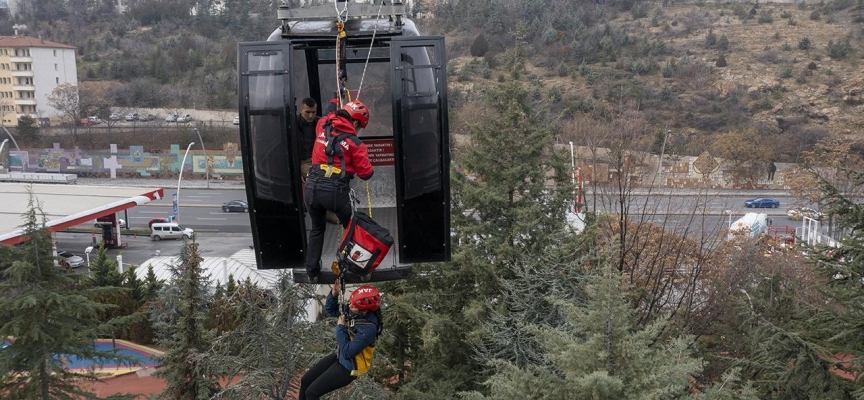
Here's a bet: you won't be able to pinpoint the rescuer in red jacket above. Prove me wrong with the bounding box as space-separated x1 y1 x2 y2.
305 99 374 283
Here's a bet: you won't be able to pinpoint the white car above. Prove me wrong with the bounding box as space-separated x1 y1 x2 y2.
232 116 240 125
165 114 178 122
94 219 126 228
139 113 155 121
109 112 121 121
125 113 139 121
176 114 193 123
57 250 85 269
88 116 102 124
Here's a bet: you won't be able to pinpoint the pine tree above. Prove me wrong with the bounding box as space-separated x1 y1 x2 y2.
144 264 164 301
0 191 127 399
152 240 221 399
201 276 334 399
88 243 123 287
461 259 758 400
383 80 574 398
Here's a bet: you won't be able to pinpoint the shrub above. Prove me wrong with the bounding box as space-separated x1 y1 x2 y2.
808 61 818 70
661 60 676 78
556 62 569 77
758 10 774 23
470 34 489 57
827 39 849 59
547 86 564 103
780 10 792 18
705 29 717 48
718 34 729 51
716 55 727 67
782 42 792 51
798 37 811 50
779 65 793 79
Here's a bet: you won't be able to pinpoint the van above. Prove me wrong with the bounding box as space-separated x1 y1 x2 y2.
150 223 194 241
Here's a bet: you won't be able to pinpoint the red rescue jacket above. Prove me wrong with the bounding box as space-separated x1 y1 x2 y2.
312 112 374 180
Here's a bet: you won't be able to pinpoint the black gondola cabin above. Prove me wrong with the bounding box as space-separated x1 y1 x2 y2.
237 1 450 283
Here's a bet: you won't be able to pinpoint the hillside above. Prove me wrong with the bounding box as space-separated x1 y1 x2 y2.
2 0 863 166
430 0 864 166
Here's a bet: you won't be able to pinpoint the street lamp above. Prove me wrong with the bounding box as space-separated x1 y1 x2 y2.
0 139 8 170
725 210 733 228
193 126 209 189
176 142 195 224
84 246 93 267
1 126 21 152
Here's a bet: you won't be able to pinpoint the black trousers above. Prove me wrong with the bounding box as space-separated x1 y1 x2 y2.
305 178 353 275
299 353 355 400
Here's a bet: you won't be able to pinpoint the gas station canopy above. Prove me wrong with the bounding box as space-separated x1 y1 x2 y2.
0 183 164 245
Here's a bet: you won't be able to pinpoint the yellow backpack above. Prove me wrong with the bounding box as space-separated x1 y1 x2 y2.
347 317 380 377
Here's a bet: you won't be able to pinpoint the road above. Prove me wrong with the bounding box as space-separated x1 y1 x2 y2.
56 187 815 271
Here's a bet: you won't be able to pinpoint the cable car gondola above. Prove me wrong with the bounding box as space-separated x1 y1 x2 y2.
237 0 450 284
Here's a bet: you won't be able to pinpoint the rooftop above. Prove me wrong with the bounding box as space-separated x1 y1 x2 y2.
0 35 76 50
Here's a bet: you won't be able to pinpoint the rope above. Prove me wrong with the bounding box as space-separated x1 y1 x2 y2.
365 181 373 217
335 22 346 108
356 0 385 101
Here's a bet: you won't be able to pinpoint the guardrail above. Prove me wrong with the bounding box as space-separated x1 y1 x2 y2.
0 172 77 184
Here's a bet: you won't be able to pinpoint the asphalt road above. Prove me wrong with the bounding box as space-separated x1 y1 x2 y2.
57 187 819 270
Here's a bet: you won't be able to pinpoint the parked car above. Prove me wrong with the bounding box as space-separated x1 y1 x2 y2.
109 112 121 121
744 198 780 208
787 206 824 221
78 118 92 126
94 218 126 228
57 250 85 269
150 223 194 241
176 114 193 123
125 112 139 121
88 116 102 124
165 114 178 123
148 217 167 227
232 116 240 125
139 113 155 121
222 200 248 213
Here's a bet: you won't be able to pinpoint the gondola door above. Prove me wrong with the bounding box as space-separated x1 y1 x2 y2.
391 37 451 263
238 41 305 269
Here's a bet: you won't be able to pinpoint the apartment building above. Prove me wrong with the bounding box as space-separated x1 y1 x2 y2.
0 36 77 125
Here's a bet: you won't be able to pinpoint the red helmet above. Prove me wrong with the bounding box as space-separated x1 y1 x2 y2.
342 100 370 129
349 286 380 311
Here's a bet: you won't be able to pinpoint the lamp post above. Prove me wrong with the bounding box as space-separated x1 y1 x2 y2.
176 142 195 224
725 209 733 228
0 139 8 170
84 246 93 267
193 125 209 189
1 126 21 152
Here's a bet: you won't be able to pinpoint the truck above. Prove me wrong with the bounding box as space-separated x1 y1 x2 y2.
727 212 768 240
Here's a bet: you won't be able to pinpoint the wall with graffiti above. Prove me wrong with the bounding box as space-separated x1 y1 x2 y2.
3 142 244 178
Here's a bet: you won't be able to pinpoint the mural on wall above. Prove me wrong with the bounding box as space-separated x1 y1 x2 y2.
10 143 245 177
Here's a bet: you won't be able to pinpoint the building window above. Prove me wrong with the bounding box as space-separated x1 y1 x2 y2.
54 49 57 56
56 77 59 84
55 63 58 70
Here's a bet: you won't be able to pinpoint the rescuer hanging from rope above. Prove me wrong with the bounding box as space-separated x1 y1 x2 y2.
298 280 383 400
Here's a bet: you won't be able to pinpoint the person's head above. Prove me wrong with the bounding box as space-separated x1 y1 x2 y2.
348 285 380 315
341 100 370 130
299 98 317 123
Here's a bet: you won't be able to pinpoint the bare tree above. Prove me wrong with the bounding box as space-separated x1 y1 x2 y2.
47 83 82 144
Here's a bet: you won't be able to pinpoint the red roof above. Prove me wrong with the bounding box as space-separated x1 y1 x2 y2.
0 36 76 49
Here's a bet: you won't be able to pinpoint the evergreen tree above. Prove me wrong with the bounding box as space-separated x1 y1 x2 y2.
202 276 334 399
144 264 164 301
462 258 758 400
88 242 123 287
152 240 221 399
0 191 127 399
385 80 573 398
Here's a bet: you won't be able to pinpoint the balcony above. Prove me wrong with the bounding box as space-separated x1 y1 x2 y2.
11 70 34 77
14 98 37 106
9 56 32 63
13 85 35 91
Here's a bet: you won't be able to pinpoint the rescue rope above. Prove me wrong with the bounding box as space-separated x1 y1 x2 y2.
356 0 385 101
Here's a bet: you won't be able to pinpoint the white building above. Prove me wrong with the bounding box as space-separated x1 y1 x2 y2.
0 36 77 125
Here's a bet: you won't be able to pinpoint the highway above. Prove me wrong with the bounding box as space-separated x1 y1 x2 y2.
57 187 816 271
